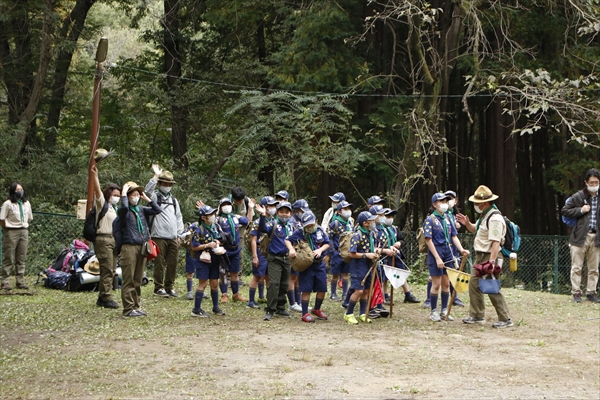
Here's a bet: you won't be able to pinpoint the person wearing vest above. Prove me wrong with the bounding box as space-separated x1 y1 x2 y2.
117 182 162 317
327 200 354 301
91 165 121 309
145 165 184 298
561 168 600 303
456 185 513 328
0 182 33 290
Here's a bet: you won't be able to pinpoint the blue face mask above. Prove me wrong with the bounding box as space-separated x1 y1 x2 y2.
279 217 290 224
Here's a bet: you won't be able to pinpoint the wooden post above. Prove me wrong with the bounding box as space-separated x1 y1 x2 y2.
389 256 395 318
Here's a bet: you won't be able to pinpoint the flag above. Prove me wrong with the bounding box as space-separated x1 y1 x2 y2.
383 266 411 289
370 278 385 308
445 267 470 293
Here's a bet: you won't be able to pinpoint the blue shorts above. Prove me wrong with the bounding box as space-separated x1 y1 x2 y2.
330 251 350 275
427 246 454 277
185 252 200 274
227 252 241 274
252 252 268 277
350 258 372 290
195 256 220 280
299 262 327 293
290 268 299 276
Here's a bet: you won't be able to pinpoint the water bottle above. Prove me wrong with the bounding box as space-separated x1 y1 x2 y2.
509 252 518 272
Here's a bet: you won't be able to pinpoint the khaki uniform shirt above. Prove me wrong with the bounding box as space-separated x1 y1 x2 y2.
0 200 33 229
473 209 506 253
94 196 118 235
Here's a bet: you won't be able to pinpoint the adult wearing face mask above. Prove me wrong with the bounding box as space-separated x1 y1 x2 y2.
145 164 184 298
90 165 121 308
456 185 513 328
423 193 469 322
117 182 162 317
561 168 600 303
0 182 33 290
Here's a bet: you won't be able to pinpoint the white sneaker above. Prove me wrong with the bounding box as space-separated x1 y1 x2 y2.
186 291 193 300
440 308 454 321
289 303 302 313
430 309 441 322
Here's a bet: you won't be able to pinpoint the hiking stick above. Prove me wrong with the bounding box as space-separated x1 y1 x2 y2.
446 255 467 320
365 260 379 318
390 255 395 318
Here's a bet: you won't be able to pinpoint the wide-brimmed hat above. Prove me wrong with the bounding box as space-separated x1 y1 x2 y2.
157 170 176 184
124 181 144 195
432 192 451 204
84 258 100 275
329 192 346 202
93 148 112 163
336 200 355 211
468 185 499 203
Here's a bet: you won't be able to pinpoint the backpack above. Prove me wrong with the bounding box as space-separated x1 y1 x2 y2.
339 232 353 263
487 211 521 257
44 271 72 290
148 192 179 231
112 214 124 254
561 194 584 228
416 226 427 253
83 201 109 242
259 222 277 255
290 240 314 272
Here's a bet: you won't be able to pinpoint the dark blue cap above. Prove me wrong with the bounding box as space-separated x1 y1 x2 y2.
336 200 354 211
357 211 377 225
260 196 278 207
301 211 317 227
276 201 292 211
292 199 310 211
432 192 451 204
367 195 384 206
444 190 457 199
275 190 289 200
329 192 346 202
369 205 385 215
198 205 216 217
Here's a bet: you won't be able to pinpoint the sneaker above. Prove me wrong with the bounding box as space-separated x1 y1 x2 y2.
191 309 209 318
137 309 147 316
492 319 514 328
586 293 600 303
263 312 274 321
368 309 381 319
330 293 341 301
404 293 420 303
153 288 169 298
341 302 348 309
166 289 178 298
16 283 29 290
212 307 226 316
220 293 229 303
289 303 302 313
430 309 441 322
344 313 359 325
246 301 261 309
440 308 454 321
311 308 328 320
124 310 144 317
422 298 431 309
275 309 291 317
462 316 486 324
453 297 465 307
203 292 210 299
378 308 390 318
186 291 194 300
232 292 248 302
358 314 372 323
2 282 12 291
573 294 582 303
302 313 315 323
102 299 119 309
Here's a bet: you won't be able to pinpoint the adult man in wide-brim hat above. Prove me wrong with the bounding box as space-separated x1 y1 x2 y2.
145 164 184 298
456 185 513 329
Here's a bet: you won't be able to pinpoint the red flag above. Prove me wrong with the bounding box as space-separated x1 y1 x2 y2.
370 278 384 308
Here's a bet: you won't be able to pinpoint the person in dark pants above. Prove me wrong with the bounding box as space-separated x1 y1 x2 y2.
256 201 298 321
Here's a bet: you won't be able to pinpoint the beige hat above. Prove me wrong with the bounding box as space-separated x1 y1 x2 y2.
84 259 100 275
468 185 499 203
158 170 176 183
124 181 144 195
93 148 112 163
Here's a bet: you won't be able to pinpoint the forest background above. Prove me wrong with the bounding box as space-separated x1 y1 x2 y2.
1 0 599 234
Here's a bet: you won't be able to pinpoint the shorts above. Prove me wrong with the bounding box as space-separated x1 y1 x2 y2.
299 262 327 293
227 252 241 274
427 246 454 277
252 253 268 277
349 258 372 290
195 256 220 280
290 268 299 276
330 250 350 275
185 252 200 274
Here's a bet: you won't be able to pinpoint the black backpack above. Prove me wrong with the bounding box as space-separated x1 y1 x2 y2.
83 201 109 242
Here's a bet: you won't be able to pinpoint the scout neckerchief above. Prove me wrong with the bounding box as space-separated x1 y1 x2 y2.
332 214 352 232
275 216 290 237
220 212 237 242
358 226 375 252
305 229 316 251
16 200 24 222
129 204 145 234
475 204 498 234
432 210 450 244
201 221 221 240
384 225 397 247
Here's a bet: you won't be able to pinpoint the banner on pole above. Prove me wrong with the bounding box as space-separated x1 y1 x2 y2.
383 266 411 289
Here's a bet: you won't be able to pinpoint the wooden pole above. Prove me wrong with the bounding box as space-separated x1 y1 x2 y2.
446 256 467 320
389 255 395 318
365 259 378 320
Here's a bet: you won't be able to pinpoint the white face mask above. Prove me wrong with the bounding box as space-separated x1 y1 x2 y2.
159 186 172 193
221 205 232 214
378 216 387 225
438 203 449 213
474 204 483 214
332 202 338 209
448 199 456 208
207 215 216 224
588 185 599 193
341 210 352 219
129 196 140 206
109 196 120 205
368 222 378 232
385 217 394 226
295 211 304 219
267 207 277 216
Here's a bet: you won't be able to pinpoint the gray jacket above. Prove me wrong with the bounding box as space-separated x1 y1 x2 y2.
145 178 184 240
561 189 600 247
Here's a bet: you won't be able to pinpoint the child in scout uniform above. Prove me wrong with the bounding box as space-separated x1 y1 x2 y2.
247 196 277 308
344 211 381 325
444 190 465 307
288 199 310 311
423 193 470 322
190 205 226 317
367 195 385 207
321 192 346 230
256 201 298 321
286 211 330 322
216 197 251 303
184 222 199 300
274 190 289 203
328 200 355 301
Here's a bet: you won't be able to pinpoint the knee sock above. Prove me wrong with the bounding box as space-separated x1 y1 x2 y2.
231 280 239 295
301 300 309 315
211 290 219 309
249 288 256 303
359 299 368 315
342 279 348 297
441 291 449 310
219 282 228 295
430 293 439 311
330 279 338 296
194 290 203 311
186 278 193 293
295 287 301 305
347 300 357 315
314 297 323 311
426 280 432 300
258 282 265 299
287 290 295 305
